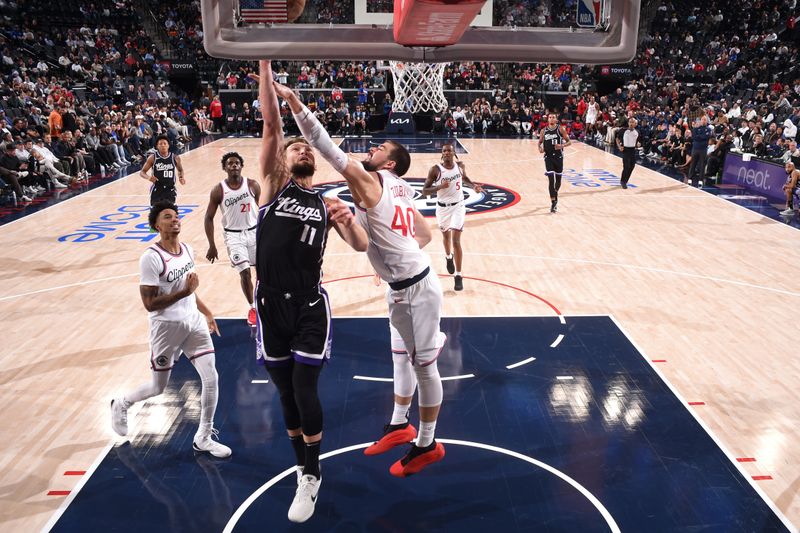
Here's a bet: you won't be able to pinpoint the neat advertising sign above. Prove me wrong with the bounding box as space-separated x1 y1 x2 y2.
721 153 786 202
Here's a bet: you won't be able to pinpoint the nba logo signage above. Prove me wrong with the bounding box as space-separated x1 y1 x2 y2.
577 0 601 27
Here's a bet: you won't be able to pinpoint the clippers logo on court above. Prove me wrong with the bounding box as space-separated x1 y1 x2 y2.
316 178 520 217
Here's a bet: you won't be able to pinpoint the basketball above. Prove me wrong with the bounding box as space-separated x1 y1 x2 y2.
287 0 306 22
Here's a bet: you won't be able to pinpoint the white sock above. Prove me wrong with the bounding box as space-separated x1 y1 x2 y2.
125 371 170 405
193 354 219 436
416 420 437 447
455 271 461 277
446 254 453 259
390 402 411 425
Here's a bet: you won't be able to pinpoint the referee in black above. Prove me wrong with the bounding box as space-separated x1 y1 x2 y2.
617 118 639 189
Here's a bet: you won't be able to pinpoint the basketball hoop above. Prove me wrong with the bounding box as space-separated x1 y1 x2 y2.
388 61 448 114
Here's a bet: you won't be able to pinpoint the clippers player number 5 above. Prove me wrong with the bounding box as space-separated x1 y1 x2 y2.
204 152 261 328
422 143 482 291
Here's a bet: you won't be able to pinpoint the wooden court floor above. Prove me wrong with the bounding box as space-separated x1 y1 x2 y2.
0 138 797 531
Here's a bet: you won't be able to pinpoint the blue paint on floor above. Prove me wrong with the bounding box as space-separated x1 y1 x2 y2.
50 318 790 532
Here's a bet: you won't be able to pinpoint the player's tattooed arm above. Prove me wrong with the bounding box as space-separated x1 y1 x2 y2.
421 166 443 196
559 126 572 149
139 275 196 312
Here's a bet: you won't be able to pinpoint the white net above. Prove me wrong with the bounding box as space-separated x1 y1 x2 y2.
387 61 448 114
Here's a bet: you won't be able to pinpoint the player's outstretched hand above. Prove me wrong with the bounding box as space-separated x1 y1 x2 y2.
249 61 276 83
179 176 186 185
473 183 484 193
185 272 199 294
206 245 218 263
325 197 354 225
272 81 297 101
206 314 220 336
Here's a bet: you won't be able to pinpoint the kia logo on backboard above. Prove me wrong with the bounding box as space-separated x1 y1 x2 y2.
316 178 520 217
390 118 411 124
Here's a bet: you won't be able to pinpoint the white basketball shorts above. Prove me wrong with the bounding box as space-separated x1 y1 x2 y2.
387 269 446 366
149 311 215 372
223 228 256 273
436 203 466 232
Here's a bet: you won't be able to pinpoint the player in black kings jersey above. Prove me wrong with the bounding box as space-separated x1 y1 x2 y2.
537 113 571 213
254 60 368 524
140 135 184 205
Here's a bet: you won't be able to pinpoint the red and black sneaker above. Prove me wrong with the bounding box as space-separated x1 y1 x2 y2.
389 440 446 478
363 423 417 456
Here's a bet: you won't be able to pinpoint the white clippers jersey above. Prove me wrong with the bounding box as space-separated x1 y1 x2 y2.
139 242 197 322
434 163 464 204
355 170 430 282
220 179 258 230
586 102 599 121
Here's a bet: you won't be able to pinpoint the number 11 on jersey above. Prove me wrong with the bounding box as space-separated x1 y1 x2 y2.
300 224 317 245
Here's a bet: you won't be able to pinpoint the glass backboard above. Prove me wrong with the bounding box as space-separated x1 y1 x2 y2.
201 0 640 63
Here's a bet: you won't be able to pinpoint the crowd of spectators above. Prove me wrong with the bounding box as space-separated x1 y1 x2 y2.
2 0 800 207
0 0 200 204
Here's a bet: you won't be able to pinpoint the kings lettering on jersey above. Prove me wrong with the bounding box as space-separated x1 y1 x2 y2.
154 161 174 172
274 196 323 222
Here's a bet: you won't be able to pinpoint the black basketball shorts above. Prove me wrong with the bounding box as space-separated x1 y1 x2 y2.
544 154 564 175
255 288 331 367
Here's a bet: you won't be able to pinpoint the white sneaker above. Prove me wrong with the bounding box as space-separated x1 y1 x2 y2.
780 208 795 215
110 398 128 436
20 195 32 202
193 428 232 458
295 466 303 485
52 179 68 189
287 474 321 523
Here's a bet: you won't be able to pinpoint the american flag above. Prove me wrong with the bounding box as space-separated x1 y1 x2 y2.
240 0 288 23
